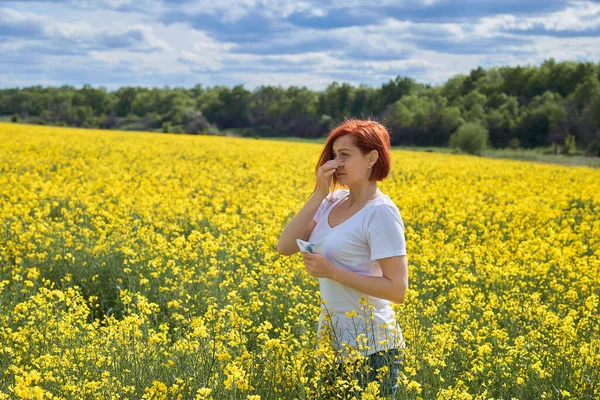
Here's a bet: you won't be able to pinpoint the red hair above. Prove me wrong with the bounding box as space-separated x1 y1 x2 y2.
310 118 392 198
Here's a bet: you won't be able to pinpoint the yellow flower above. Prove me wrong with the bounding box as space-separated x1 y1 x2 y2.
407 380 422 394
195 388 212 400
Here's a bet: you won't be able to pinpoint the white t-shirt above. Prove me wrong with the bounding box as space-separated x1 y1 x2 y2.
309 188 407 360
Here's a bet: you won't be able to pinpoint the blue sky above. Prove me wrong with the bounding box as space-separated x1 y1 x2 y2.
1 0 599 90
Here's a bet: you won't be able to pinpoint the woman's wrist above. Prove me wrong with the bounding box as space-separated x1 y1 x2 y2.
329 261 343 281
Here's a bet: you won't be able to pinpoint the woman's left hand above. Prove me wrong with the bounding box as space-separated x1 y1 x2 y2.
302 251 339 279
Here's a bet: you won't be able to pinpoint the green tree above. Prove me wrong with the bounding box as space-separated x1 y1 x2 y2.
515 91 567 148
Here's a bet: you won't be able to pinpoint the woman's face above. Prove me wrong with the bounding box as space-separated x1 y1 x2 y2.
331 135 376 185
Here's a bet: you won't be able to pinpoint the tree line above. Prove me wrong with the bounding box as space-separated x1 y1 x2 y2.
2 58 600 150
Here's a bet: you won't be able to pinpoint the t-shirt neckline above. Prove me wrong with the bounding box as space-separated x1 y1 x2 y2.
326 190 385 230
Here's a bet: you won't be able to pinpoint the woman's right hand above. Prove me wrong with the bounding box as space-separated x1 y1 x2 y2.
316 159 344 200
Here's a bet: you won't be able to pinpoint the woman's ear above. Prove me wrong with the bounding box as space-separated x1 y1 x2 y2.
369 149 379 165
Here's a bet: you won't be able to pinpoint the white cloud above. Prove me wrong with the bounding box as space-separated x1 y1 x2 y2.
70 0 163 12
88 49 191 75
86 21 235 77
177 0 323 22
477 1 600 34
0 7 45 23
212 70 337 89
507 35 600 62
47 20 95 40
0 7 48 37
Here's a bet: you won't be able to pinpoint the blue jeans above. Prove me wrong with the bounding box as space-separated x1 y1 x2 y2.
321 348 404 397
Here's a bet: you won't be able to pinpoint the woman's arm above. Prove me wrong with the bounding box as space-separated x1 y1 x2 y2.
333 256 408 303
277 191 326 256
303 252 408 303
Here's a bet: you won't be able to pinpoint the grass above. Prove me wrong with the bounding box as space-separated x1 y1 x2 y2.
480 147 600 167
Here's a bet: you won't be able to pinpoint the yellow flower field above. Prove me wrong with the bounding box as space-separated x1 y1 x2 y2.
0 122 599 399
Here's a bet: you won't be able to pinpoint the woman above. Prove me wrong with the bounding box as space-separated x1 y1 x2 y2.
277 118 408 396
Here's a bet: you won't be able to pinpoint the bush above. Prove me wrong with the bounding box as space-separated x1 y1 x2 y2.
171 125 185 134
449 122 489 155
560 134 576 155
141 112 161 130
509 138 520 150
11 114 19 123
182 109 219 135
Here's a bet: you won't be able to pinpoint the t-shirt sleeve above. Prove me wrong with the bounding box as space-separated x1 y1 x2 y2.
313 190 342 222
366 204 407 261
313 197 328 222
